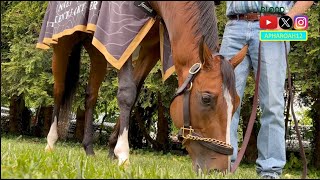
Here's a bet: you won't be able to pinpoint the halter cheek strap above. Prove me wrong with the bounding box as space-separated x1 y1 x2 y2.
171 63 202 102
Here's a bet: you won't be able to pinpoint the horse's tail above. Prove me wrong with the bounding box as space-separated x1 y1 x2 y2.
58 42 82 140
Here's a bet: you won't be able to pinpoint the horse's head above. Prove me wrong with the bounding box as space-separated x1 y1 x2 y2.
170 39 248 174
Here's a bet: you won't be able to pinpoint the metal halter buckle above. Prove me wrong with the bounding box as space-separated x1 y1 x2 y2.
189 63 202 75
186 82 193 91
181 126 194 139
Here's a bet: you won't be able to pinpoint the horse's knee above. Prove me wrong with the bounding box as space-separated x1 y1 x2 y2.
117 83 137 110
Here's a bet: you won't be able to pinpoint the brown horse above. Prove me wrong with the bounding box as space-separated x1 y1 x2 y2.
44 1 247 174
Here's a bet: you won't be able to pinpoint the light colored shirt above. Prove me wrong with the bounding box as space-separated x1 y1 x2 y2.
226 1 294 15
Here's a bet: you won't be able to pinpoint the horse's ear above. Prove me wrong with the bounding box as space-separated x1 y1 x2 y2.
229 44 248 69
199 37 212 67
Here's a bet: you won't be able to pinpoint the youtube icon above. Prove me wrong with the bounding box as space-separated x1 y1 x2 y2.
260 16 278 29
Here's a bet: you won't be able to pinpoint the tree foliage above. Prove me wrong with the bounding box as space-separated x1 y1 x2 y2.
1 1 53 108
287 3 320 168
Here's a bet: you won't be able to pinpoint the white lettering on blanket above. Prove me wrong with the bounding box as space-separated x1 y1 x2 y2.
54 1 99 24
56 1 72 13
90 1 98 11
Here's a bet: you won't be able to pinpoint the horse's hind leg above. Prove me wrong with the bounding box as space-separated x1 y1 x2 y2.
45 48 68 151
82 37 108 155
108 118 120 159
46 35 82 151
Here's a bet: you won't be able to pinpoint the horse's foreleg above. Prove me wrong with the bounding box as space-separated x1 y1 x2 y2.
109 32 160 160
83 41 108 155
114 58 136 166
112 45 160 165
133 44 160 91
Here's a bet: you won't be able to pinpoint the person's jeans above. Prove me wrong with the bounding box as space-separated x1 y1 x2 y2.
219 20 290 177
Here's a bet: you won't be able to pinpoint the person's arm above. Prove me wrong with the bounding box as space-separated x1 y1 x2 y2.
286 1 314 19
275 1 314 30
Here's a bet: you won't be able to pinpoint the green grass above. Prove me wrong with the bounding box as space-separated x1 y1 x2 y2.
1 135 319 179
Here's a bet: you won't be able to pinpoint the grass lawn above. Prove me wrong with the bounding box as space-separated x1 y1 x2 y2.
1 135 319 179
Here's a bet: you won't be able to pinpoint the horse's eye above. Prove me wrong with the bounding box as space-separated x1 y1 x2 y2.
201 93 212 105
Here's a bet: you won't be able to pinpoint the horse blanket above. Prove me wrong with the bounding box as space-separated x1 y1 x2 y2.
37 1 174 81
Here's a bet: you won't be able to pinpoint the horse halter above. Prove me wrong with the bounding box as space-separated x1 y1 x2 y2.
171 60 233 156
136 0 234 156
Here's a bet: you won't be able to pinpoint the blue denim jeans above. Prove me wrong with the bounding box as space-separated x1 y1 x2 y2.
219 20 290 177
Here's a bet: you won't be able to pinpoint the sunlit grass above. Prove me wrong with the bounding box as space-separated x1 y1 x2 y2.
1 135 319 179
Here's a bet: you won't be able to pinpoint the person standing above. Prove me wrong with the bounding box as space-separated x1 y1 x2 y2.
219 1 315 179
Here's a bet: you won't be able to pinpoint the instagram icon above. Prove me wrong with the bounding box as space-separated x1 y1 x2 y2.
294 15 308 30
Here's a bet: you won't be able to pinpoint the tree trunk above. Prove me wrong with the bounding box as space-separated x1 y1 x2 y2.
129 106 144 149
8 94 29 135
32 106 53 137
134 106 152 145
155 92 170 152
75 107 85 142
21 104 31 135
42 106 53 137
241 95 258 163
311 99 320 168
32 106 43 137
134 102 162 150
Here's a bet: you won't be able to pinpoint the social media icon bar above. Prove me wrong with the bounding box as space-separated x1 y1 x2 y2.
294 15 308 30
260 16 277 29
279 15 293 29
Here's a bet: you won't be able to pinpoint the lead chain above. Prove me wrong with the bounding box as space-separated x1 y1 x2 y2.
185 134 232 148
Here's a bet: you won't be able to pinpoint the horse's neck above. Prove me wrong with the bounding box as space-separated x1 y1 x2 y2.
152 2 200 80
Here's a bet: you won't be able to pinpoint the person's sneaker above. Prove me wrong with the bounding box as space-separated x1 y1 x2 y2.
260 174 280 179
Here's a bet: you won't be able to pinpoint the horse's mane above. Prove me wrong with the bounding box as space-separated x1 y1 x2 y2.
185 2 235 98
185 1 220 53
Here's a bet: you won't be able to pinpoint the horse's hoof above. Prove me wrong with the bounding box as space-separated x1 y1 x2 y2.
83 145 96 156
119 159 130 168
108 152 117 160
86 152 95 156
45 145 53 152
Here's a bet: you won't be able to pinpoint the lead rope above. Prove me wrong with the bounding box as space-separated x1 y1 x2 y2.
231 41 308 179
284 41 308 179
230 41 261 173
